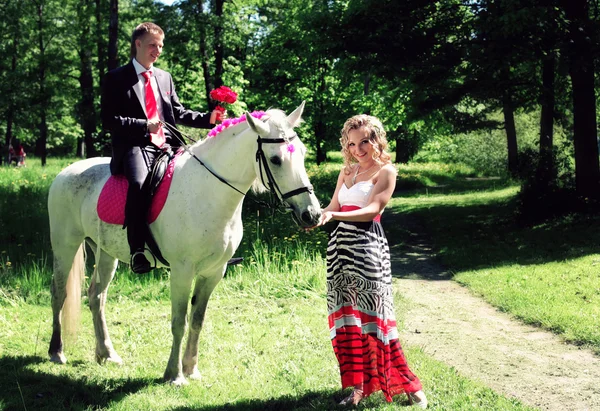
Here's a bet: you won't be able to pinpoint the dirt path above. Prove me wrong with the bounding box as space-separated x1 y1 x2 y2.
388 213 600 411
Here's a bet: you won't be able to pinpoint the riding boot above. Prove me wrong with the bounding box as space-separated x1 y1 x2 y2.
123 146 156 274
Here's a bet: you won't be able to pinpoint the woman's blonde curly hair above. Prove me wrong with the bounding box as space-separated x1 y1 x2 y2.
340 114 392 175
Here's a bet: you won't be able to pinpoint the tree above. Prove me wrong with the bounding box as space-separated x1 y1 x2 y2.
0 0 24 156
107 0 119 71
76 0 99 158
559 0 600 198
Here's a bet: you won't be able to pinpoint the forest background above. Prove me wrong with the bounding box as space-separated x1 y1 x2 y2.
2 2 600 409
1 0 600 217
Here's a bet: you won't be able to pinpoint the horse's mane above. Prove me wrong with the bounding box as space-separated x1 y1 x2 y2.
191 108 297 194
207 111 267 138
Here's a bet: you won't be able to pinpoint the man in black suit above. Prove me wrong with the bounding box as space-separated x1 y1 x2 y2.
101 22 222 273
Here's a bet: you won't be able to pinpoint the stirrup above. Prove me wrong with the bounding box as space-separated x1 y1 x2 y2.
130 248 158 269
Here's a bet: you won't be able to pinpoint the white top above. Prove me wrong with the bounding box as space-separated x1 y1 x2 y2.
338 181 374 208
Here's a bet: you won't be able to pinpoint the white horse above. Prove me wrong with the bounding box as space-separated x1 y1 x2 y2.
47 103 321 385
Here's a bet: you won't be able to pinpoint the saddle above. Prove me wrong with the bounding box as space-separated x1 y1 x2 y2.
97 147 244 269
143 147 174 198
97 147 179 267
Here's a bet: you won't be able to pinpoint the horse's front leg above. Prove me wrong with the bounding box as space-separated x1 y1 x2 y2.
183 269 224 379
88 249 121 365
164 268 195 385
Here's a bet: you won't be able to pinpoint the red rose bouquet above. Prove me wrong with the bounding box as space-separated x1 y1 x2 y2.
209 86 238 123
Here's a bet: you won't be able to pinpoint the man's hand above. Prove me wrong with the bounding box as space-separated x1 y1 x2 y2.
210 108 227 124
147 119 161 134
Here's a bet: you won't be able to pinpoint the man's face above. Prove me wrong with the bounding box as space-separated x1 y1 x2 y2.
135 32 163 69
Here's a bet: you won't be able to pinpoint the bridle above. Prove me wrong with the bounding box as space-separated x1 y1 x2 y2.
255 133 314 208
161 120 314 208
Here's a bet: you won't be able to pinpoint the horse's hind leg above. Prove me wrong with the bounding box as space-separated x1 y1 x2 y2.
49 242 85 364
88 246 122 365
182 270 224 380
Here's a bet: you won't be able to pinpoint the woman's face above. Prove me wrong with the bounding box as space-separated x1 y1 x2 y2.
347 127 375 164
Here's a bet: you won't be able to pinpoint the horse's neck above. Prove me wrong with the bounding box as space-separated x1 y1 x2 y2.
185 124 257 194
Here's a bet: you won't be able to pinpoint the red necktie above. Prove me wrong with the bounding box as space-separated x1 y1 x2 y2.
142 71 165 147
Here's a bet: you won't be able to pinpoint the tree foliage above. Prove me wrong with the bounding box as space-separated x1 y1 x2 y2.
1 0 599 205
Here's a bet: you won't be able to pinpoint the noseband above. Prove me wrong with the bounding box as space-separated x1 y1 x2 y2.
255 133 314 207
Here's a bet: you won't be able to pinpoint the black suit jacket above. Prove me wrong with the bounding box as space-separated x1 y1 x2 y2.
101 61 212 175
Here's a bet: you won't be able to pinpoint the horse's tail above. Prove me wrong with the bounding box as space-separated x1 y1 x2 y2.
62 243 86 339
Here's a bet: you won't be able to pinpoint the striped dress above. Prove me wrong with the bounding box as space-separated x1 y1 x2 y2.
327 181 422 401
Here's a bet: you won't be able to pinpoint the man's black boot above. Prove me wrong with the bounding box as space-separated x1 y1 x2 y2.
131 250 152 274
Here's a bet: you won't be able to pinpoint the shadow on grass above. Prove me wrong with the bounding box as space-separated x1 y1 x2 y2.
173 389 411 411
172 390 342 411
0 355 360 411
0 354 157 410
385 189 600 275
383 209 452 281
396 176 512 197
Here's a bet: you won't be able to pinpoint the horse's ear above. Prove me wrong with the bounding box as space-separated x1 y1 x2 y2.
246 112 271 137
286 101 305 128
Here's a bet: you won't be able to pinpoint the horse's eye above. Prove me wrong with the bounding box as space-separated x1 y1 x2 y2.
270 156 282 166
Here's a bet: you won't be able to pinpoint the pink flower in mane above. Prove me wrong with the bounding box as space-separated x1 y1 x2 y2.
207 111 267 138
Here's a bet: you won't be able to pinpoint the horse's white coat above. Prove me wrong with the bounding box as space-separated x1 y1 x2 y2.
47 104 321 384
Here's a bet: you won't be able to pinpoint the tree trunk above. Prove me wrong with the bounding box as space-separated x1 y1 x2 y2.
198 0 213 109
502 92 518 176
314 58 328 165
5 8 20 164
561 0 600 198
363 72 370 96
5 40 18 153
395 127 406 164
107 0 118 71
538 51 555 183
79 0 98 158
37 111 48 166
95 0 106 87
36 2 48 166
213 0 224 88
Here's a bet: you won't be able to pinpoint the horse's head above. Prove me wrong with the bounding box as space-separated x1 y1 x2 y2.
245 102 322 227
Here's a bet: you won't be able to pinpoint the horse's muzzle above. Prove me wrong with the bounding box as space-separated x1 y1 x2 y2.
295 205 321 227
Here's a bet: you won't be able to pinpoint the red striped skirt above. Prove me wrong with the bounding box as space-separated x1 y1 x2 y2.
326 215 422 401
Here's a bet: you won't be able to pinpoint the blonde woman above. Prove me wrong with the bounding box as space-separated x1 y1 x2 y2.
312 115 427 408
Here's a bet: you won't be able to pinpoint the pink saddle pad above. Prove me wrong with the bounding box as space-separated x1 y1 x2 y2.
97 152 181 225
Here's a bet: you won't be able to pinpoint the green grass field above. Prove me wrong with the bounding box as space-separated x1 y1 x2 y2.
3 156 595 410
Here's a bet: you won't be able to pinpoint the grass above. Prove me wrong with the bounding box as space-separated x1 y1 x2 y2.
0 156 550 410
388 165 600 353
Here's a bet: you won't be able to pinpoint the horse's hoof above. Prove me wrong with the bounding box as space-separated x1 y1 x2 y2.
166 375 189 386
49 352 67 364
184 367 202 381
96 352 123 365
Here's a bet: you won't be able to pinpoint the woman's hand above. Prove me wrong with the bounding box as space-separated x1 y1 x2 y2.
305 211 334 231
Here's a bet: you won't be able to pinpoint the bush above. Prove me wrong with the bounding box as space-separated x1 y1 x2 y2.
515 143 578 223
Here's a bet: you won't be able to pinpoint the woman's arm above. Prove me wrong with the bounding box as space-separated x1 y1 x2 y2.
305 168 346 229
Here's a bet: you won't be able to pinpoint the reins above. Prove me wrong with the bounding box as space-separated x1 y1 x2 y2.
159 119 313 210
160 120 246 196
